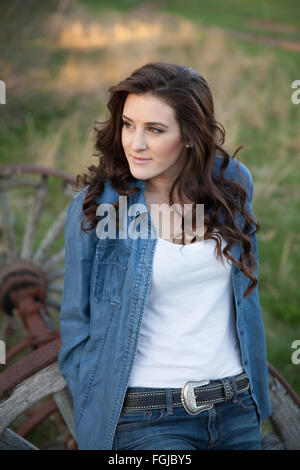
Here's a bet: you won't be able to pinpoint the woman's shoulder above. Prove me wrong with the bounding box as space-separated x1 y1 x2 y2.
214 154 253 201
70 179 118 206
71 184 89 202
214 154 252 182
65 180 116 236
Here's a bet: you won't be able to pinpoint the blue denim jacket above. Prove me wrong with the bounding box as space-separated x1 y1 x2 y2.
58 155 272 450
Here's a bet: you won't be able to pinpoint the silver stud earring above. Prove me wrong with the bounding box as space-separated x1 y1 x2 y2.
186 144 191 148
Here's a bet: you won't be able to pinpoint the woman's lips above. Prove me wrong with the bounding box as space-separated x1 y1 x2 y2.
131 156 152 164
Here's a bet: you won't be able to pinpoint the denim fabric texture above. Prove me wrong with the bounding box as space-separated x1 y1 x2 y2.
58 155 272 450
112 379 262 450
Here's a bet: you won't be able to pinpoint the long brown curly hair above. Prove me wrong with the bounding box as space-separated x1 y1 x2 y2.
76 61 260 298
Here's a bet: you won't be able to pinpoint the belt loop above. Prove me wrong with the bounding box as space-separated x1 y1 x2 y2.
220 378 232 402
166 389 174 415
228 377 238 403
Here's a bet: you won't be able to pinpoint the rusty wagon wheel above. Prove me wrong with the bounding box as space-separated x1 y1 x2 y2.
0 164 77 447
0 164 77 355
0 339 76 450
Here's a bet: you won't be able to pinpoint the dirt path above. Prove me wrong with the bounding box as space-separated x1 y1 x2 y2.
223 28 300 53
133 3 300 53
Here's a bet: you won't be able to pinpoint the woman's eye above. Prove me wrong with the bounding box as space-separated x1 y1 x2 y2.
149 127 163 134
122 120 163 134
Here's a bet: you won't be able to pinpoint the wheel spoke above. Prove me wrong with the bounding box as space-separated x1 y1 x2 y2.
39 306 57 330
48 282 64 294
46 267 65 281
0 176 43 191
43 247 65 272
46 296 61 311
0 189 17 261
21 175 48 260
0 165 77 449
33 207 68 265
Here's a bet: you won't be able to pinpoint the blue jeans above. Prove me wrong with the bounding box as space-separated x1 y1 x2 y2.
112 381 262 450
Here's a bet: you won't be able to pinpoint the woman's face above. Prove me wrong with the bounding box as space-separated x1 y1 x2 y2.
121 93 187 192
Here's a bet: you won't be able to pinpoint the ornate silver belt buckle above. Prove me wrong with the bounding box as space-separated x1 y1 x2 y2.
181 380 214 415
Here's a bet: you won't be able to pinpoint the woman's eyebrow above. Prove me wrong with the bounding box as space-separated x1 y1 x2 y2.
121 114 169 128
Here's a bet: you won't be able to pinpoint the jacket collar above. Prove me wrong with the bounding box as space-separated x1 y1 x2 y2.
125 166 241 267
127 178 148 219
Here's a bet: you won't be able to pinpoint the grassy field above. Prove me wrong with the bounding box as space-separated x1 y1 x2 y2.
0 0 299 447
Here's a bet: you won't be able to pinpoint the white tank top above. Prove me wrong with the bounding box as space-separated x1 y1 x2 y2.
128 233 244 388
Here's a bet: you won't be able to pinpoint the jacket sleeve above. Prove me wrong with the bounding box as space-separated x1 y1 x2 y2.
242 168 260 282
57 187 97 400
233 161 259 278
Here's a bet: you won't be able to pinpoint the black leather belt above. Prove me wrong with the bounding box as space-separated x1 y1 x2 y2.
123 372 250 415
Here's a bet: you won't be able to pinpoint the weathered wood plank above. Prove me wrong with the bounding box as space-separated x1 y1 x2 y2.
52 386 76 440
0 428 39 450
262 432 285 450
0 362 66 434
268 374 300 450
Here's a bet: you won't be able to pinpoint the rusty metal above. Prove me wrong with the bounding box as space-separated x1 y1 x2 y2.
0 164 76 186
5 331 60 363
0 259 48 316
0 338 69 448
6 337 36 363
0 259 59 361
0 337 77 449
0 166 75 359
0 165 78 448
16 400 59 437
0 338 61 400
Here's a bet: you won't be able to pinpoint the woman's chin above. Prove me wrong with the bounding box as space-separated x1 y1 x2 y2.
129 166 154 180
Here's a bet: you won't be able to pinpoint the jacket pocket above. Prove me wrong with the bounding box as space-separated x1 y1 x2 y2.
93 240 131 308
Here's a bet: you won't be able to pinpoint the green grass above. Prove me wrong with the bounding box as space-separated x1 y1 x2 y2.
80 0 300 37
161 0 300 31
0 0 299 448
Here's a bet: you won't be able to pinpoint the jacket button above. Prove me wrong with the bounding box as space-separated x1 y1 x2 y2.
244 360 248 365
240 330 244 335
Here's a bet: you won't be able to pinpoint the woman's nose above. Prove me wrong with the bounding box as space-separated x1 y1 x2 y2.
131 131 147 151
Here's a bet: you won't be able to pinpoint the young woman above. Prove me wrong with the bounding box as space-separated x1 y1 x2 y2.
58 62 272 450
